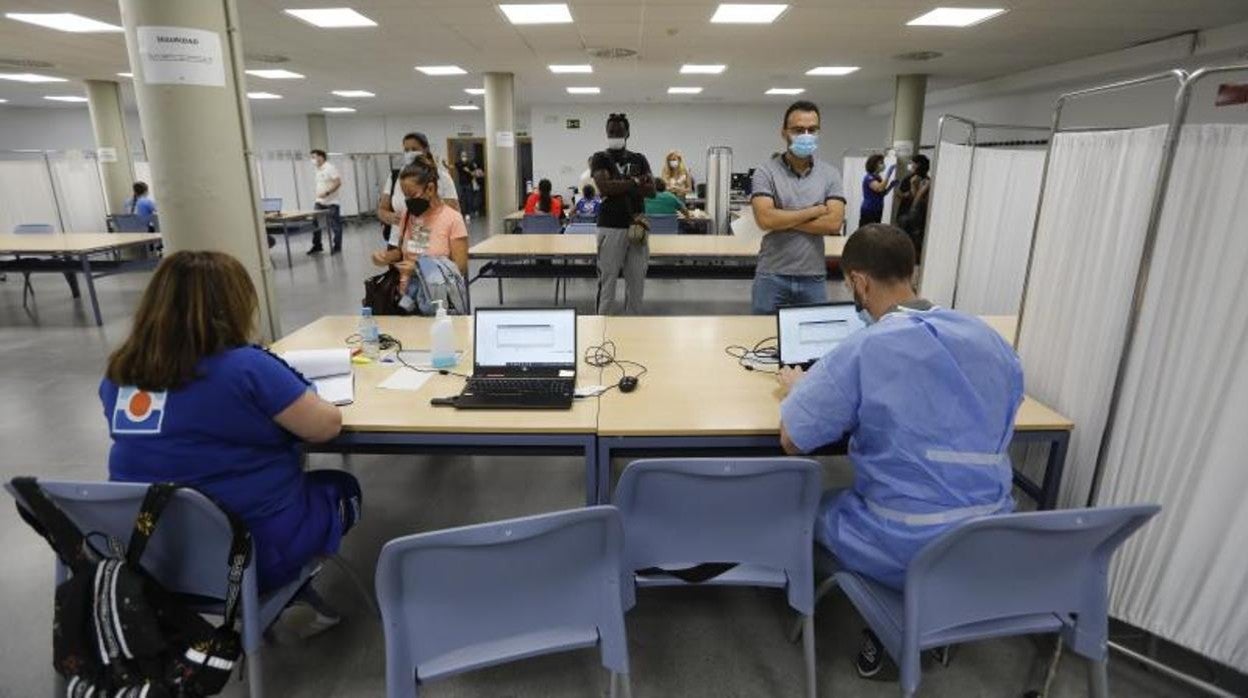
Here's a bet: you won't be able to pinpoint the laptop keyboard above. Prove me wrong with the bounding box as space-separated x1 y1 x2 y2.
466 378 573 396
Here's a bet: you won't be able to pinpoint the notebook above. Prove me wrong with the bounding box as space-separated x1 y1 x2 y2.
281 348 355 405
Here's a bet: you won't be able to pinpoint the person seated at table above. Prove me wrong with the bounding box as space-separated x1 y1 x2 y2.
660 150 694 198
371 156 470 300
523 178 565 220
643 178 689 217
777 223 1023 679
101 250 361 638
573 184 602 221
122 181 157 218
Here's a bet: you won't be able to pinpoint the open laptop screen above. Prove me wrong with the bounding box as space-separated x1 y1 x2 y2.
777 303 865 367
474 308 577 368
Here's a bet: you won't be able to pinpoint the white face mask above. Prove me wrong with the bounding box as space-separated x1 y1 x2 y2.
668 160 680 169
607 137 626 150
907 162 917 173
403 151 420 164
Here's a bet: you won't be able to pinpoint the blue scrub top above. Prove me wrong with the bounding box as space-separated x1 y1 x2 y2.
861 173 886 214
123 195 157 217
100 346 341 590
781 306 1024 589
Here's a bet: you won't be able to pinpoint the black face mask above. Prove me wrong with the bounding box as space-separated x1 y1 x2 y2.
405 196 430 217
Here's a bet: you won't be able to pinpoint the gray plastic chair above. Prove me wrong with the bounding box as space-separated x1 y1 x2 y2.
800 504 1160 698
108 213 153 233
5 479 317 698
375 505 632 698
645 214 680 234
519 213 561 233
564 222 598 235
613 458 822 698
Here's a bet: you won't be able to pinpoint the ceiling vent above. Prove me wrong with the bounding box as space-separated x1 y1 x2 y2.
0 58 55 69
587 47 638 60
894 51 943 62
244 53 290 64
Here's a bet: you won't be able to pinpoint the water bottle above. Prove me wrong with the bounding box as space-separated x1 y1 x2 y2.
430 300 457 369
359 306 380 360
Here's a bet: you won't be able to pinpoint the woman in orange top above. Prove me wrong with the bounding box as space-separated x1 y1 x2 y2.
370 157 469 295
523 178 564 219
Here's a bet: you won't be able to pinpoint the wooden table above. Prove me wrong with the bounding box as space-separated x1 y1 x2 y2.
270 314 608 504
265 209 330 267
469 234 847 305
503 209 525 234
0 232 161 326
593 315 1072 507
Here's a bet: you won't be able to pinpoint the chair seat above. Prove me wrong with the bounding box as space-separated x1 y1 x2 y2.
635 562 788 589
418 626 601 682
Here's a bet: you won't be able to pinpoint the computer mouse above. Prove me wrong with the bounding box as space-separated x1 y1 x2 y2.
618 376 639 393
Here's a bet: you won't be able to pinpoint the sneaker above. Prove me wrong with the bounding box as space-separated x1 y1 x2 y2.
330 246 342 255
306 246 324 255
270 587 341 643
856 629 885 679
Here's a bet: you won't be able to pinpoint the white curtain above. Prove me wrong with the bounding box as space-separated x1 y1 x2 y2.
1096 124 1248 673
49 155 107 232
335 155 360 217
954 148 1047 315
0 160 61 233
842 155 867 234
918 142 973 305
1015 126 1169 508
259 157 301 211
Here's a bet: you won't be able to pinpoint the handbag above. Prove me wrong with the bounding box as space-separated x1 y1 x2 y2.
627 214 650 245
362 267 405 316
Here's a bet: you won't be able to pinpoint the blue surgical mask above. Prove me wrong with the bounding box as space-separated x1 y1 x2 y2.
858 308 875 326
789 133 818 158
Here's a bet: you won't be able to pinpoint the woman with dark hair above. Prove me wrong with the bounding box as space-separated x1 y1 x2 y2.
523 178 564 219
896 154 932 258
101 250 360 636
859 154 895 226
122 181 156 217
573 183 601 220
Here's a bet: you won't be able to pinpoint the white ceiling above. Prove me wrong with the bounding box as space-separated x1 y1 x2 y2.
0 0 1246 115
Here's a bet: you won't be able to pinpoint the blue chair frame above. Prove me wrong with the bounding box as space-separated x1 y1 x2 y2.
645 214 680 234
518 213 561 233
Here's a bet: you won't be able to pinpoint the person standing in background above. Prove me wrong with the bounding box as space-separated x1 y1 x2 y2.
660 150 694 199
378 132 459 247
456 150 484 219
749 100 846 314
591 113 654 315
123 181 157 218
309 149 343 255
860 154 896 226
896 154 932 259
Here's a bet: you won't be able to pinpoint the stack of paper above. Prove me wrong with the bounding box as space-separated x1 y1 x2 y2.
281 348 355 405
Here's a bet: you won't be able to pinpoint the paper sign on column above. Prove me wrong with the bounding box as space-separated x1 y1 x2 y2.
136 26 226 87
97 147 118 164
495 131 515 148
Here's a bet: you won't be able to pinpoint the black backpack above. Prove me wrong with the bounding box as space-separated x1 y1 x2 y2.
10 477 252 698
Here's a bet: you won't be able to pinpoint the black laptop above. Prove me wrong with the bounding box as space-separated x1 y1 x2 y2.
776 302 866 370
452 307 577 410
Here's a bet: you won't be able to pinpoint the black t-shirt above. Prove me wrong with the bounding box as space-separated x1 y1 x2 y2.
590 149 651 229
457 160 478 186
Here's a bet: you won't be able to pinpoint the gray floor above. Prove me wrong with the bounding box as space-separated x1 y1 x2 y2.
0 219 1202 698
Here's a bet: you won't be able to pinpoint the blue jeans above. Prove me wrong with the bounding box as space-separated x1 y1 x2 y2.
751 272 828 314
313 203 342 249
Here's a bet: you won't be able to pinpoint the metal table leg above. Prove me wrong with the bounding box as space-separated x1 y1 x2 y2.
283 222 293 267
79 253 103 326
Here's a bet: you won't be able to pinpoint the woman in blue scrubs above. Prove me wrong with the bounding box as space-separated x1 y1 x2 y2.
100 250 360 637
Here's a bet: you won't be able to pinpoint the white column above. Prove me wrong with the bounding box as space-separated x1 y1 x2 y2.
307 113 329 152
484 72 518 236
85 79 136 214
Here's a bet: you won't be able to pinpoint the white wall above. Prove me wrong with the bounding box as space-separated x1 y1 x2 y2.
0 106 144 155
529 103 885 194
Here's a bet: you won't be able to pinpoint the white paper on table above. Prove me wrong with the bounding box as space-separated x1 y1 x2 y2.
730 206 765 240
281 348 354 405
378 368 435 392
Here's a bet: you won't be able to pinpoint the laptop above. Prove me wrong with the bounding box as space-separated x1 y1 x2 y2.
776 302 866 370
452 307 578 410
261 198 283 214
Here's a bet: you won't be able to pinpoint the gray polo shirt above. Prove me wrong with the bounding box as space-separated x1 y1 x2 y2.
751 153 845 277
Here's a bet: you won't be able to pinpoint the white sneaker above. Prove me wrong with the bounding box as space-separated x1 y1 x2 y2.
269 587 342 643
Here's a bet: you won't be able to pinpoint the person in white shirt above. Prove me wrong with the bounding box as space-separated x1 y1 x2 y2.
377 132 459 247
310 149 343 255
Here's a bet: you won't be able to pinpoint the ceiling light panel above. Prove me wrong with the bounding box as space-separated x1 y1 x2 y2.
464 88 486 95
680 64 726 74
44 95 89 103
667 87 703 94
416 65 467 76
248 92 282 99
246 69 305 79
806 66 859 76
5 13 122 32
765 87 804 95
331 89 374 97
907 8 1007 27
0 72 67 83
566 87 600 94
499 4 573 25
709 4 788 24
322 106 356 113
449 104 480 111
549 64 592 74
283 8 377 28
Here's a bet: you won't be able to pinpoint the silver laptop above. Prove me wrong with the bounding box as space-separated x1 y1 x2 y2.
776 302 866 370
453 308 578 409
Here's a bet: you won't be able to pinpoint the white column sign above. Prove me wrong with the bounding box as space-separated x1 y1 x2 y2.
137 26 226 87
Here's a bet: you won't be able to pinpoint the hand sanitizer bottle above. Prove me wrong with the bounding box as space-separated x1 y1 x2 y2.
430 300 456 369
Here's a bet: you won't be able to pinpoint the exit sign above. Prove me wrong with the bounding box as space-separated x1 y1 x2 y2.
566 118 581 129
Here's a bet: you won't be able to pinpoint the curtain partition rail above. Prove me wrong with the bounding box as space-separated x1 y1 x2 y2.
919 116 1050 309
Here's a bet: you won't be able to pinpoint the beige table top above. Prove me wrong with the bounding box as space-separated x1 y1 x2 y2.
596 315 1072 437
266 210 323 222
270 315 605 434
504 210 526 221
0 232 161 255
470 233 845 260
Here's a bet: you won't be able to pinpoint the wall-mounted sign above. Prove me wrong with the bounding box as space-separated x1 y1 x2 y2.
892 140 914 157
136 26 225 87
565 118 581 130
97 147 118 163
495 130 515 148
1216 83 1248 107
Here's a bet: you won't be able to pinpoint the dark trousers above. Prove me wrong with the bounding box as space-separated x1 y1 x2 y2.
313 203 342 249
859 208 883 226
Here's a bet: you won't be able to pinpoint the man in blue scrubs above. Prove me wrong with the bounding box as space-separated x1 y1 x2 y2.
778 223 1024 677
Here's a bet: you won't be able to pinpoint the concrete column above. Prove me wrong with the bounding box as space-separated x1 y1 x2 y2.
889 74 928 160
119 0 280 339
484 72 518 236
85 80 136 214
306 113 328 152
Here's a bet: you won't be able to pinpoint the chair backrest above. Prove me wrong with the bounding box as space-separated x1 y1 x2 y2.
564 222 598 235
646 214 679 234
375 506 629 689
612 458 822 613
4 479 251 602
905 504 1160 658
108 214 149 233
519 213 560 233
260 197 283 213
13 223 56 234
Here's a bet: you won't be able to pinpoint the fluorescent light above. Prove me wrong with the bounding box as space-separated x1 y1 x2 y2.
331 89 374 98
44 95 89 103
499 4 573 25
117 72 133 78
247 92 283 100
566 86 600 95
283 8 377 28
246 69 305 79
0 99 8 103
765 87 804 95
907 7 1007 27
709 4 788 24
449 104 480 111
465 88 486 95
549 64 592 74
5 13 122 33
667 86 703 94
680 64 726 74
0 72 67 83
806 66 859 76
416 65 466 76
321 106 356 113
